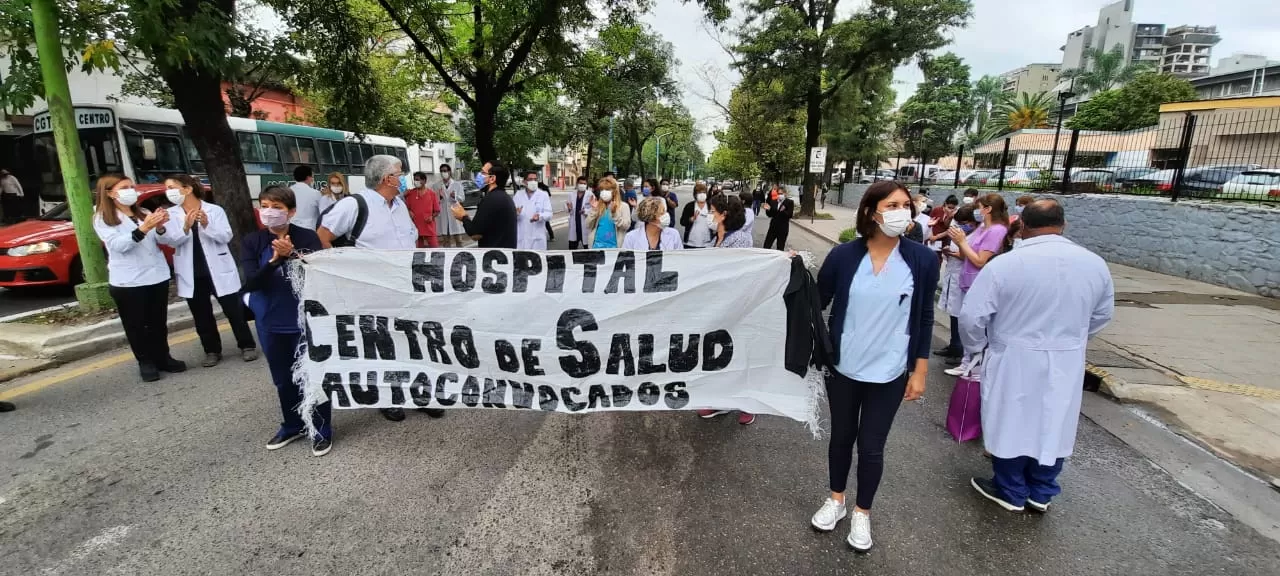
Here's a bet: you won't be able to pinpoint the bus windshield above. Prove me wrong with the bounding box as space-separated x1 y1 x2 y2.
32 128 125 205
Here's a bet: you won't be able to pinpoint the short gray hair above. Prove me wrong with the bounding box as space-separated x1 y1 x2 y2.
364 154 402 188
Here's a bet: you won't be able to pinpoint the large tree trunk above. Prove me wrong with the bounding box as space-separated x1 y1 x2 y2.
472 97 499 164
799 83 823 218
584 139 594 177
159 64 256 258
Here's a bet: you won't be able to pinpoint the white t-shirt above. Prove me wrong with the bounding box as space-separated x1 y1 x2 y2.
290 181 322 230
321 189 417 249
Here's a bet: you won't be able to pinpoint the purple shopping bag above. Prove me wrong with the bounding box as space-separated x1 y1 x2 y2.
946 375 982 442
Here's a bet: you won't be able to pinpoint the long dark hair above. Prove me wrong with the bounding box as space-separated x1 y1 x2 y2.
855 181 915 239
95 173 140 226
166 173 206 202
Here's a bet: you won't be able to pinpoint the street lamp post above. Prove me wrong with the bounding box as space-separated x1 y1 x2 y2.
608 115 615 174
1050 78 1077 177
655 131 674 181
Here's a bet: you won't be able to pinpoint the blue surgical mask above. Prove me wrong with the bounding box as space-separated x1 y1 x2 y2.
642 187 651 195
975 210 985 223
475 173 486 188
398 175 408 194
960 224 977 234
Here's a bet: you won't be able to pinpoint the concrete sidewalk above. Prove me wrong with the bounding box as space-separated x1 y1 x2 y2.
793 204 1280 485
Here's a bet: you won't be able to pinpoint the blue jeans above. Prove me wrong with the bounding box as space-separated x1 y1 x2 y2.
991 456 1064 505
260 329 332 440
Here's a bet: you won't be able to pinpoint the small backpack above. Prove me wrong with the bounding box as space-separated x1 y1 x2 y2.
318 194 368 248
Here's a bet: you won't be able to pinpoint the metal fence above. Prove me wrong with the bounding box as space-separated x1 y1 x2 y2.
935 107 1280 204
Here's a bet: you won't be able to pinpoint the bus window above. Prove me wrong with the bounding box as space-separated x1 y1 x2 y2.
360 144 374 164
237 132 283 174
124 133 185 183
181 130 206 174
373 145 390 157
395 148 409 171
317 140 348 175
280 136 318 174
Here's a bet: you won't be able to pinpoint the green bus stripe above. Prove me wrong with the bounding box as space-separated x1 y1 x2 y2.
253 120 347 141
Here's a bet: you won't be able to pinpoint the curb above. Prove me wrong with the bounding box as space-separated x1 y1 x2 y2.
791 219 840 247
0 302 221 384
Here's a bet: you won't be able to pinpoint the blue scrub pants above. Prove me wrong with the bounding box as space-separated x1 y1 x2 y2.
991 456 1065 505
260 329 332 440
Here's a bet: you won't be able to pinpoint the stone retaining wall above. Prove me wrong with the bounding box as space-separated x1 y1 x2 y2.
834 183 1280 297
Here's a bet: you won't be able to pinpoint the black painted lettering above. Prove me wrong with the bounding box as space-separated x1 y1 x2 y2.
460 375 481 407
450 251 477 292
545 255 566 293
349 371 379 405
586 384 611 409
610 385 633 407
482 251 509 293
637 382 661 405
413 251 445 293
359 315 396 360
606 333 636 376
572 251 605 293
644 251 679 293
422 321 452 364
510 381 536 409
668 334 700 373
304 300 331 361
335 315 358 359
322 372 350 407
383 370 410 406
495 339 520 373
521 338 545 376
663 382 690 409
435 373 459 406
394 319 423 360
409 372 433 407
482 378 507 408
452 326 479 368
605 251 636 293
538 385 559 411
637 334 667 375
556 309 600 378
702 329 734 371
512 251 542 293
561 387 587 412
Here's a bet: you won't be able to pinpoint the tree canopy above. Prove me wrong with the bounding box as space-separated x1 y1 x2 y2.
1067 72 1198 132
896 52 972 161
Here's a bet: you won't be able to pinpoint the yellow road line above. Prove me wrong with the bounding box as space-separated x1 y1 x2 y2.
0 322 228 402
1177 375 1280 401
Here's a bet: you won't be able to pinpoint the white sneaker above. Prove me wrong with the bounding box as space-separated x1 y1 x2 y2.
944 359 972 377
810 497 847 532
847 510 873 552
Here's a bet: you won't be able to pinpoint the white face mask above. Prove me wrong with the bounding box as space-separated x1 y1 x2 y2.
115 187 139 207
577 184 588 193
599 189 614 202
440 173 451 182
962 197 975 205
525 180 538 191
165 187 186 205
330 185 343 194
661 184 670 192
659 213 671 227
696 193 707 202
877 208 912 238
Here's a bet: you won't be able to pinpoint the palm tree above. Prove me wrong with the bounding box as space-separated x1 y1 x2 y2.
969 75 1005 138
997 92 1055 130
1062 45 1153 94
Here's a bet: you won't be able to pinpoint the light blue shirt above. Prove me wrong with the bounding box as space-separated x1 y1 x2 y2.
835 248 914 383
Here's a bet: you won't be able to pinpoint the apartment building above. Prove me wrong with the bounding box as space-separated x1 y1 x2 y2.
1160 25 1221 78
1001 63 1062 96
1059 1 1221 80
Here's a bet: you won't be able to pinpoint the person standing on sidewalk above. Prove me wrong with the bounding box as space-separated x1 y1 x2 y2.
680 182 715 248
451 162 517 249
934 205 977 362
319 155 444 422
762 186 794 250
93 174 187 382
944 193 1010 377
738 190 756 237
810 180 936 552
159 174 258 368
514 170 553 250
961 199 1115 513
289 166 322 230
567 176 592 249
434 164 469 247
242 184 333 457
0 168 24 223
405 171 440 248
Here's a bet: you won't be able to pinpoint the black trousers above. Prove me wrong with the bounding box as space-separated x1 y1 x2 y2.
109 280 172 367
187 274 256 354
826 370 907 510
948 315 962 353
763 223 789 250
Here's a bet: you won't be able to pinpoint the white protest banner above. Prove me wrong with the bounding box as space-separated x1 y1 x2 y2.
294 248 818 433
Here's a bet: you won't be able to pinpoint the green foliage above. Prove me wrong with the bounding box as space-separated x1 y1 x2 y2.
457 87 570 168
966 74 1004 147
1061 45 1153 94
711 78 805 181
1067 72 1198 131
824 69 896 169
997 91 1054 130
897 52 972 160
838 227 857 243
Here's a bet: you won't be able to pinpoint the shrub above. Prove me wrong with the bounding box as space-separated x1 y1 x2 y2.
838 228 857 243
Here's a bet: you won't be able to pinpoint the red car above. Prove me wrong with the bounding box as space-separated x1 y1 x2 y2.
0 185 172 288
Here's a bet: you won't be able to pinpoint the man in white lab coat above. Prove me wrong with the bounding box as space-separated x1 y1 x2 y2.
959 199 1115 514
513 170 553 249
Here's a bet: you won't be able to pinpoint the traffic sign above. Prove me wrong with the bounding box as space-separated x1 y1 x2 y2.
808 147 827 173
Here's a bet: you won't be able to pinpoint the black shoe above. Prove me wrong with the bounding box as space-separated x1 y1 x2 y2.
934 346 961 357
241 348 259 362
380 408 406 422
202 353 221 368
945 357 962 366
160 358 187 373
266 430 305 450
417 408 446 418
140 363 161 382
971 477 1025 512
312 437 333 457
0 401 15 412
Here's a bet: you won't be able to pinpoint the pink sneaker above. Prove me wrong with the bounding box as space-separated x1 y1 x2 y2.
697 409 729 418
738 412 756 425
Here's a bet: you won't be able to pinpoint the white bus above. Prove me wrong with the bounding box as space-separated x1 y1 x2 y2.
23 102 453 214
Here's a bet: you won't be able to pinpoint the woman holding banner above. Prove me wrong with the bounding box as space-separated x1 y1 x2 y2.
585 177 631 249
811 180 937 552
241 184 333 457
622 197 683 250
695 194 757 425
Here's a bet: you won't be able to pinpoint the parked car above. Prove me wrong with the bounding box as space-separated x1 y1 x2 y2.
0 185 173 289
858 169 896 184
1109 167 1158 190
1071 169 1118 192
976 168 1039 187
963 170 996 186
1130 164 1261 198
1221 169 1280 199
458 179 484 208
932 169 975 185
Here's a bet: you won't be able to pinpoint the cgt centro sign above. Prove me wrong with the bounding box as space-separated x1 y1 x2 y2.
33 107 116 134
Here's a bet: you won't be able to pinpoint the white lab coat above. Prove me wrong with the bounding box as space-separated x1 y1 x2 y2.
959 235 1115 465
940 251 965 316
435 179 466 236
566 190 591 243
513 188 553 249
160 201 242 299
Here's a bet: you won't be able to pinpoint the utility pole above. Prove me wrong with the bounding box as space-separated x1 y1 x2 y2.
608 115 615 174
32 0 112 310
1050 78 1077 182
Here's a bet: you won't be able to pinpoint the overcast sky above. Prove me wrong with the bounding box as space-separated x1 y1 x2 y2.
644 0 1280 154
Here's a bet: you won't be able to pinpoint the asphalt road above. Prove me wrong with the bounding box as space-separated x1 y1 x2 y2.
0 286 74 318
1 190 1278 575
